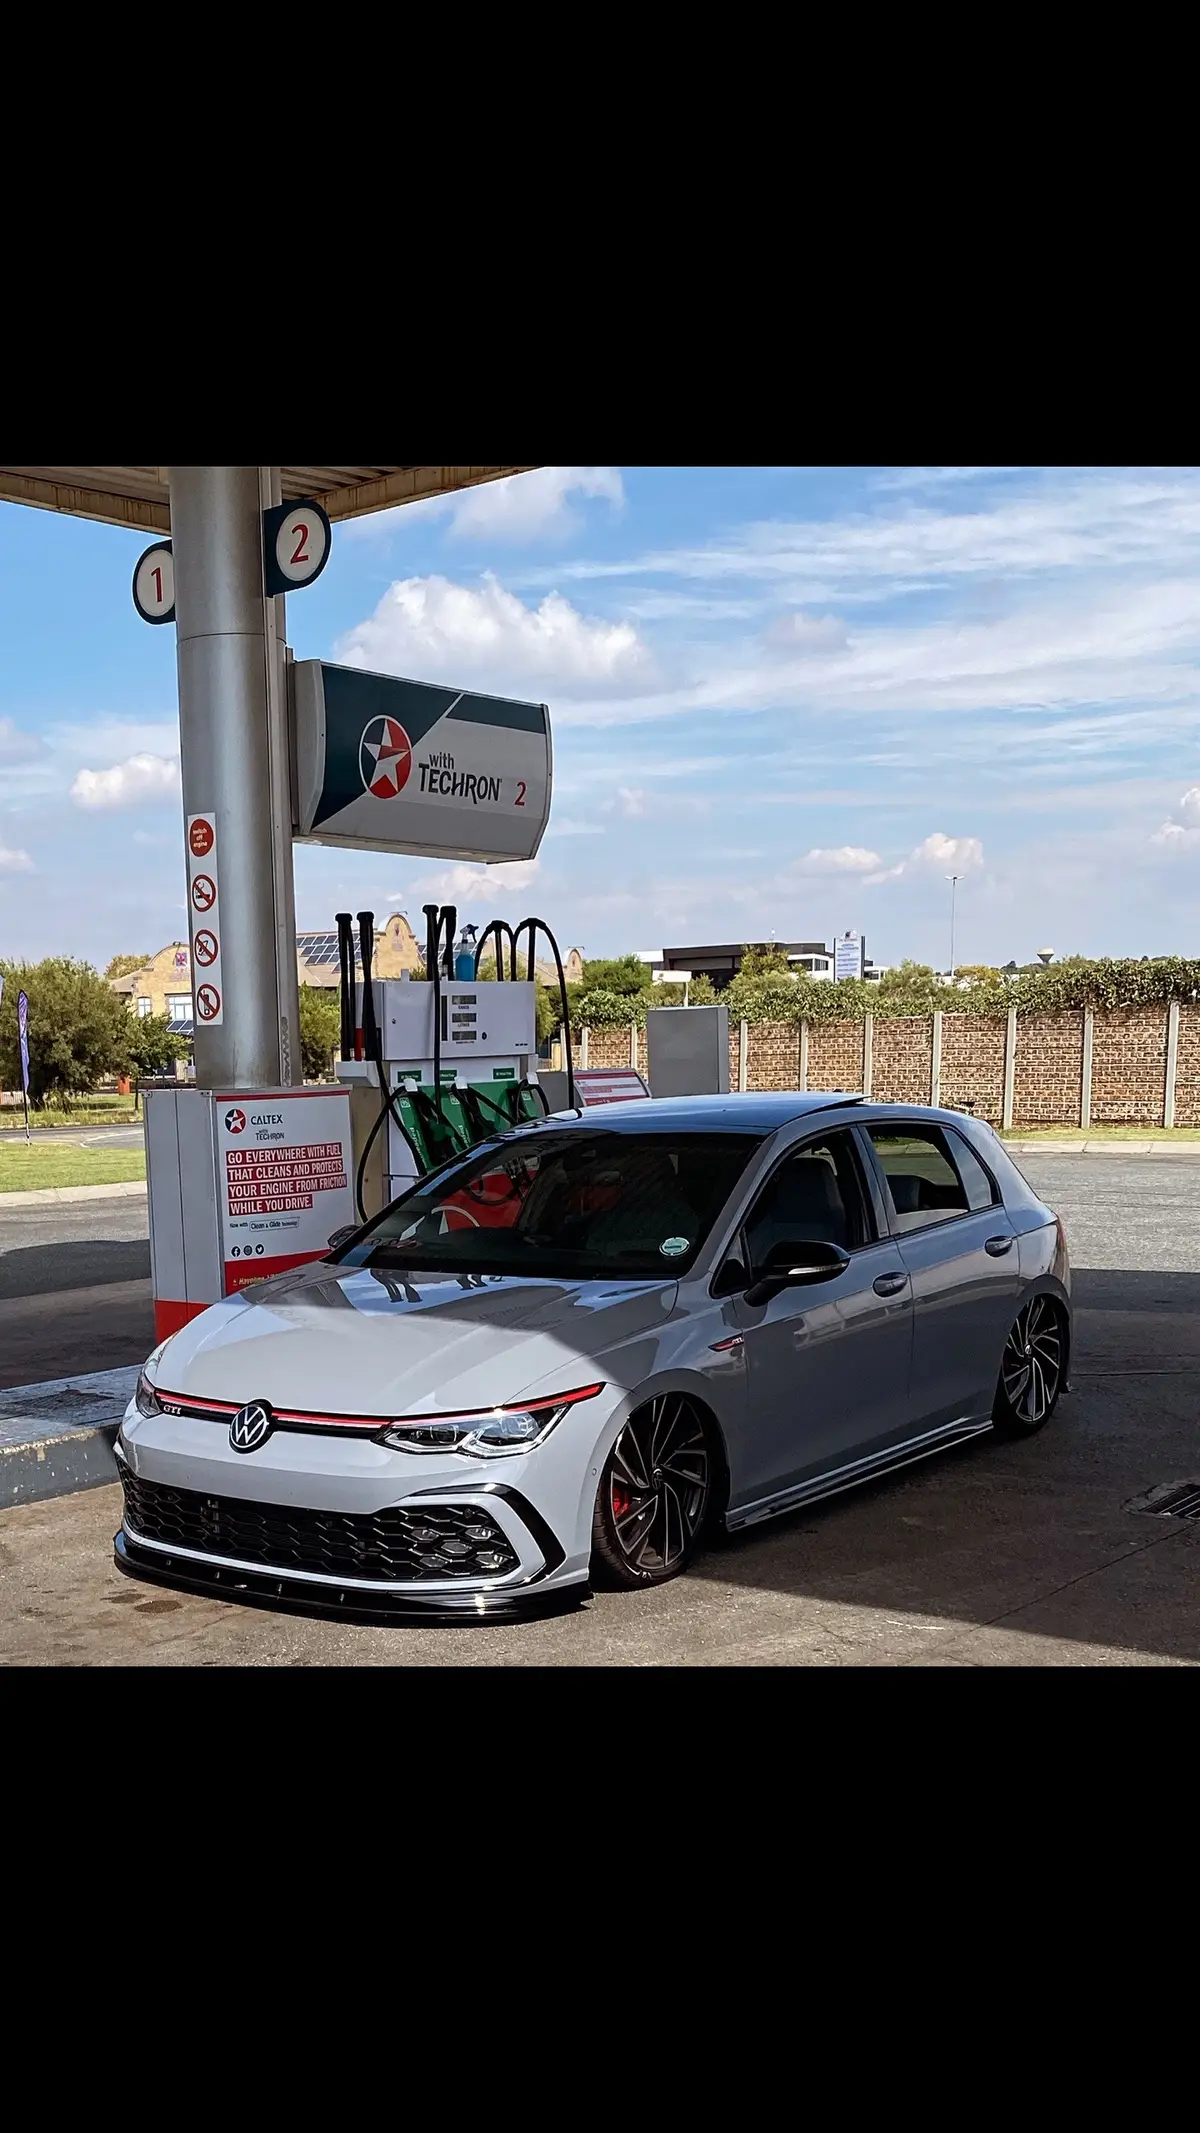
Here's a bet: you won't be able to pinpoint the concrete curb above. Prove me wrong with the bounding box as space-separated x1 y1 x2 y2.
1004 1140 1200 1157
1 1366 136 1507
0 1180 147 1209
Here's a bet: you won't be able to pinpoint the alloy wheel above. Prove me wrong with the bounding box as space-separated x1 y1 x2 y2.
607 1396 710 1575
1000 1296 1063 1425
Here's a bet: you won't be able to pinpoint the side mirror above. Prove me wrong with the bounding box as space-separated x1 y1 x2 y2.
326 1225 357 1254
744 1238 850 1307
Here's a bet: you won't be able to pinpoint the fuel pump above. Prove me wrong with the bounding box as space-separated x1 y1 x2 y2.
338 902 575 1221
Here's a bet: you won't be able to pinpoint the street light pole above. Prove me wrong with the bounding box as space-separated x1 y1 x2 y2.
946 874 960 980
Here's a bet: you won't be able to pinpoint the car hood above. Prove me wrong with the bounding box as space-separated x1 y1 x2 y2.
154 1259 680 1417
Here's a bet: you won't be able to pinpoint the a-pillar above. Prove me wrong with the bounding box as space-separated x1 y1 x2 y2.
169 466 301 1089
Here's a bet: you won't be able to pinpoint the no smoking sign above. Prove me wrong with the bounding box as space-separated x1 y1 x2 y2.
186 813 224 1028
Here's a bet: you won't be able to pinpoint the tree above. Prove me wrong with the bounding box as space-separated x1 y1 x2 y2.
124 1013 189 1080
298 985 341 1080
738 943 792 979
580 954 653 996
0 957 131 1107
687 974 719 1005
104 953 151 981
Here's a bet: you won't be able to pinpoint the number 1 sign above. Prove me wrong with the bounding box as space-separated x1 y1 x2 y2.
132 541 175 624
263 497 331 597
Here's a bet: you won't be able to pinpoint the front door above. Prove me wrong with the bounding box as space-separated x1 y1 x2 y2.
857 1121 1021 1428
729 1128 914 1513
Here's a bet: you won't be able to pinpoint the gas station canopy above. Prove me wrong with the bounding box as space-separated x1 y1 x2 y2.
0 466 533 535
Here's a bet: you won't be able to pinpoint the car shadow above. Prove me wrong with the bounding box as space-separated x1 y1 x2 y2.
688 1266 1200 1665
0 1238 151 1302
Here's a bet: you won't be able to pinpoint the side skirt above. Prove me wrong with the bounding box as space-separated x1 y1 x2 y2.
725 1417 994 1533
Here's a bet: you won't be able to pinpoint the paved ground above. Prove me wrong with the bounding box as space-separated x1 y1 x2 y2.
0 1195 151 1389
2 1154 1199 1665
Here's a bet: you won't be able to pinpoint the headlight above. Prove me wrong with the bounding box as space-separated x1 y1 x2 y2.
134 1338 172 1417
134 1369 163 1418
380 1382 604 1459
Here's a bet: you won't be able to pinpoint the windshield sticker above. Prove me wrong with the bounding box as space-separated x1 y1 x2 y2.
660 1236 690 1256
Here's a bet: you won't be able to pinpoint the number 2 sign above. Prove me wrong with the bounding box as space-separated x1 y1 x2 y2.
132 541 175 625
263 497 332 596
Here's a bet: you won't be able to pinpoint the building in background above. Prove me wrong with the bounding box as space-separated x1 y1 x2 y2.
638 940 883 989
108 913 582 1035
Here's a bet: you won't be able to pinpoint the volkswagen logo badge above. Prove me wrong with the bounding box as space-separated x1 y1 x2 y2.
229 1401 273 1454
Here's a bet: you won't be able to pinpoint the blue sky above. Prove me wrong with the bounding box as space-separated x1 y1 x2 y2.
3 464 1200 972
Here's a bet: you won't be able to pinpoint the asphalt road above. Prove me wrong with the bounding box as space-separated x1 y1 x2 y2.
2 1153 1199 1665
0 1123 144 1147
0 1194 151 1389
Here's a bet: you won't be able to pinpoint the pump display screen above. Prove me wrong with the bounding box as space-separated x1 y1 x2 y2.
337 1129 759 1281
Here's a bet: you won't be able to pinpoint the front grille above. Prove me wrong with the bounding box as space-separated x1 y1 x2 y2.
120 1472 521 1582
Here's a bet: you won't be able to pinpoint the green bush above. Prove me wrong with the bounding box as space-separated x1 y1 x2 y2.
0 957 132 1107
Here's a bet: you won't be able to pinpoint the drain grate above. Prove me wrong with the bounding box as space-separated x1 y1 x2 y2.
1128 1480 1200 1520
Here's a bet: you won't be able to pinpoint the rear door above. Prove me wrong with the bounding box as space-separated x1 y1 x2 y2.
729 1127 915 1510
857 1121 1020 1428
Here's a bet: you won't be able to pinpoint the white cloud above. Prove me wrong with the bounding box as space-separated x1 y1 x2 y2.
0 843 35 872
70 753 181 810
449 467 624 542
792 845 881 874
1150 784 1200 848
337 573 655 699
543 817 605 838
764 611 848 653
394 857 541 908
866 832 984 886
0 717 43 765
617 788 645 817
530 472 1200 598
342 468 624 547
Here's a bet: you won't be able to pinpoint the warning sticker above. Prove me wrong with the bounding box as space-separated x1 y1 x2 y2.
216 1090 355 1294
185 814 223 1026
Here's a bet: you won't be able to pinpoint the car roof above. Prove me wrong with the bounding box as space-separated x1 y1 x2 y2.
542 1092 863 1134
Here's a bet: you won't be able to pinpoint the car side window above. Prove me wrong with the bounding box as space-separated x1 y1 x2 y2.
944 1128 999 1212
742 1133 872 1276
865 1126 974 1234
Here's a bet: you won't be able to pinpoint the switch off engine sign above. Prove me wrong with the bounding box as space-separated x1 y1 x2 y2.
291 659 552 862
216 1089 355 1292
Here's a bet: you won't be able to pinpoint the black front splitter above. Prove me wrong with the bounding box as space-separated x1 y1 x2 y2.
114 1529 590 1627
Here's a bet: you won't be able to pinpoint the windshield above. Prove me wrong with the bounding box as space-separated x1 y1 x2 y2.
340 1129 758 1280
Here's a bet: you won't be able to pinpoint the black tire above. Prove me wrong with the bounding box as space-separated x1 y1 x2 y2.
591 1394 715 1589
992 1294 1067 1437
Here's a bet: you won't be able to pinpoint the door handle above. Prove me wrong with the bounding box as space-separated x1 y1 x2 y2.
985 1235 1014 1257
873 1272 908 1296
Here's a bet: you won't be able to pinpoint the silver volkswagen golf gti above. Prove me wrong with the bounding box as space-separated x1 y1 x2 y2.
115 1095 1070 1621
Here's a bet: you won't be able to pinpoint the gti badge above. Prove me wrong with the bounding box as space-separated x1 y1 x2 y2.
229 1402 273 1454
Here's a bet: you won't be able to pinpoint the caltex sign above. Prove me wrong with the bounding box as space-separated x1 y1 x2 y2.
291 660 552 862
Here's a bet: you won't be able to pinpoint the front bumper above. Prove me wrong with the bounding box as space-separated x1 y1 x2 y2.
113 1389 608 1620
114 1528 589 1624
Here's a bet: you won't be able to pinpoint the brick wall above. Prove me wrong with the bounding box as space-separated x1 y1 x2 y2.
1173 1004 1200 1125
872 1017 932 1104
1090 1005 1168 1124
576 1005 1192 1125
746 1021 803 1091
582 1025 639 1071
941 1015 1007 1125
807 1020 865 1094
1013 1012 1083 1126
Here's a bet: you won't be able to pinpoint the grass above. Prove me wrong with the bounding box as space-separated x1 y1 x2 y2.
1001 1124 1200 1141
0 1101 141 1130
0 1142 146 1192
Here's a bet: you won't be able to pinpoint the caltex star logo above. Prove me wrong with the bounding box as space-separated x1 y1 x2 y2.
359 716 413 800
